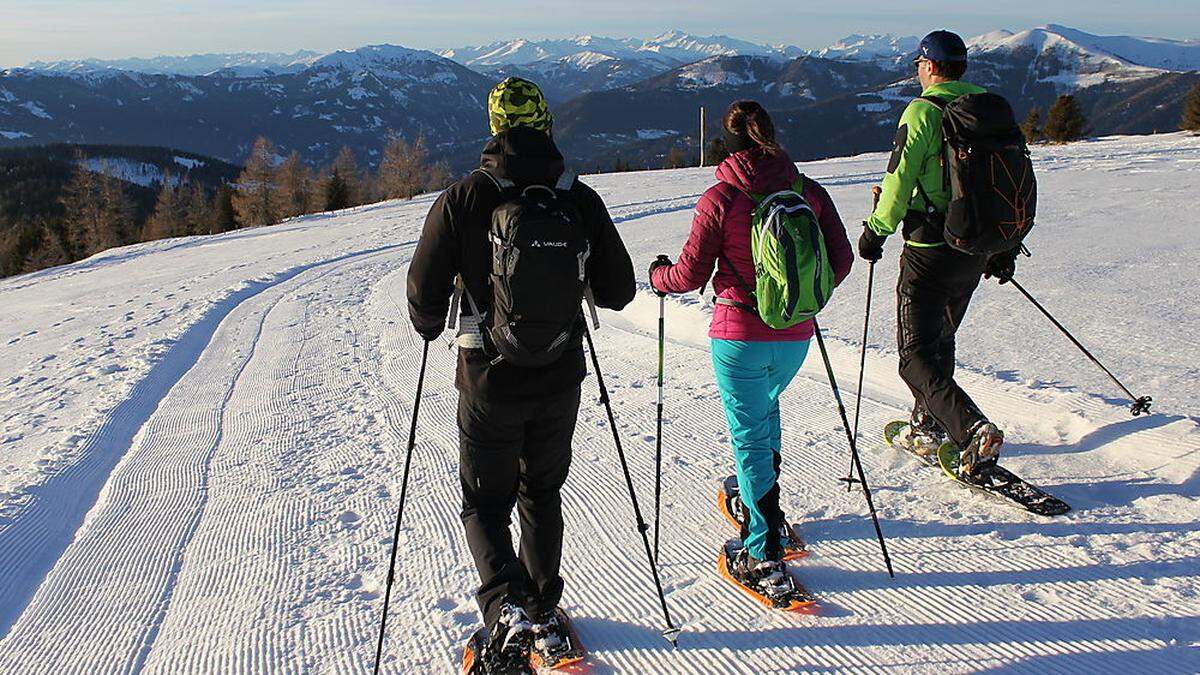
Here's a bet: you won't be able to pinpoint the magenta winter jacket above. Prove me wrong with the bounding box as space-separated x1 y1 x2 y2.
651 149 854 342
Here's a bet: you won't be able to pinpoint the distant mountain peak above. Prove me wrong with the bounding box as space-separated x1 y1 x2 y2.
969 24 1200 72
809 33 919 61
305 44 446 70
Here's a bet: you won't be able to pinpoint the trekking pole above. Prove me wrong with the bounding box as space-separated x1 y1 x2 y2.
653 295 665 564
372 340 430 674
844 186 883 492
842 260 876 492
1008 278 1152 416
584 326 682 647
812 320 895 578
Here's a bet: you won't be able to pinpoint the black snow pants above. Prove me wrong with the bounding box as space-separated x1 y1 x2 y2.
896 244 989 448
458 386 581 630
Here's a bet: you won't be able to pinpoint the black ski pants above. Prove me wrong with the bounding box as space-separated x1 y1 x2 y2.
458 386 580 631
896 244 988 448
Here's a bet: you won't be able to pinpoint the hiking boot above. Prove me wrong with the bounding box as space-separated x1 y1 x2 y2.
528 608 581 669
898 408 949 457
959 422 1004 478
728 547 793 603
479 603 534 674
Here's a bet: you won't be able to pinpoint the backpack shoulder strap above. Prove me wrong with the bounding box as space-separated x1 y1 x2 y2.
472 168 516 192
915 95 947 110
717 253 757 304
912 97 951 201
555 171 576 192
793 174 822 219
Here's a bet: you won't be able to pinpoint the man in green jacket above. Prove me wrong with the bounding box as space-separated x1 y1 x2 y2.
858 30 1019 477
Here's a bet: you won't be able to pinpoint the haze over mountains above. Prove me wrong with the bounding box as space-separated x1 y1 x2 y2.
2 25 1197 171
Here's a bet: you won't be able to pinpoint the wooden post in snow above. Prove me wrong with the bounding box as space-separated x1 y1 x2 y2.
699 106 706 167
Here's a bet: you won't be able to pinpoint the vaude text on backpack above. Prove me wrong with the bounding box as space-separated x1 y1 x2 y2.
919 93 1037 255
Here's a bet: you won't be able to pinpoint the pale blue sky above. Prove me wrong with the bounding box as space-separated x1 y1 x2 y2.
3 0 1197 67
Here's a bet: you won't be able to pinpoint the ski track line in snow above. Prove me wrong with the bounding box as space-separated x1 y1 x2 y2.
0 243 411 662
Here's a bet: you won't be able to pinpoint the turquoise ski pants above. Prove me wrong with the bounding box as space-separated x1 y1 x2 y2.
710 339 810 560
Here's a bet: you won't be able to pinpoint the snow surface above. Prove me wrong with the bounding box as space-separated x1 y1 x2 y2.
78 158 180 188
1 134 1198 673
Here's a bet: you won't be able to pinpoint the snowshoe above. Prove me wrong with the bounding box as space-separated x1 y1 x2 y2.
461 604 535 675
936 442 1071 517
528 607 586 672
717 475 808 560
883 413 947 464
716 539 816 612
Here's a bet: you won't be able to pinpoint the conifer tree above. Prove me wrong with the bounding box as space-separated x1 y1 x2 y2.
232 137 278 228
143 174 187 240
1043 95 1088 143
60 161 104 257
23 221 70 274
331 147 364 207
322 166 351 212
664 146 690 169
183 182 213 235
60 156 132 256
98 170 134 247
705 137 729 165
272 151 312 219
1181 84 1200 133
425 160 454 193
378 133 430 200
212 185 238 234
1020 106 1043 144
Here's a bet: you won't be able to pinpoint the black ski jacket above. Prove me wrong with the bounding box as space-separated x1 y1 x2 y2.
407 128 636 400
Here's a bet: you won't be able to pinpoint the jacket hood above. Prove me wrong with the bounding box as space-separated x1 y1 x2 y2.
715 148 799 196
480 127 564 186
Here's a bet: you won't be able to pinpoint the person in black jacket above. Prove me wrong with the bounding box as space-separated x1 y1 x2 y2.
406 77 635 671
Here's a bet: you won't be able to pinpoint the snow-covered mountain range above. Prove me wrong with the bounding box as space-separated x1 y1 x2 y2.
25 50 322 78
439 31 782 68
2 25 1197 171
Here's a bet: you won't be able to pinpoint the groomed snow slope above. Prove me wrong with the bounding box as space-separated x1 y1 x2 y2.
1 133 1198 674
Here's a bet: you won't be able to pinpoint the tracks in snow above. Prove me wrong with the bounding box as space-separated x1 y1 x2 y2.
0 191 1197 673
0 244 411 673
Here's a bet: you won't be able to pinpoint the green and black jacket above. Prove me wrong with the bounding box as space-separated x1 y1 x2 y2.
867 80 987 247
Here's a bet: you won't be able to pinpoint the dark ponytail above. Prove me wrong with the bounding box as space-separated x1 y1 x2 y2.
724 100 781 156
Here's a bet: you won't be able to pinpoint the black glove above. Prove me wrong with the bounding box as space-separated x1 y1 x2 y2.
858 225 886 262
648 254 672 297
984 249 1018 284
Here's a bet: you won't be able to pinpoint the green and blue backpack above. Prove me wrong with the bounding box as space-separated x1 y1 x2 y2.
718 176 835 329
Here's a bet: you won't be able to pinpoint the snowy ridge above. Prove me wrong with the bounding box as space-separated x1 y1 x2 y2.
25 50 320 78
0 135 1198 672
971 24 1200 72
439 31 777 68
809 33 919 62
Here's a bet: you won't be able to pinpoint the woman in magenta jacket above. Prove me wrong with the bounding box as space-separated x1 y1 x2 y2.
649 101 854 581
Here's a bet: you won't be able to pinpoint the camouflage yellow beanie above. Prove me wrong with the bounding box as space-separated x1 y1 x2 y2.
487 77 553 135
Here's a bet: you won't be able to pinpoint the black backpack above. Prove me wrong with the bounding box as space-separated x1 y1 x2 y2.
454 169 595 368
919 93 1037 255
